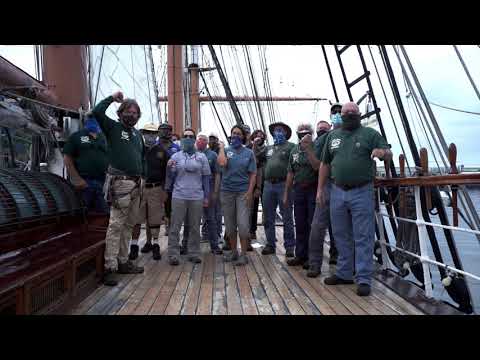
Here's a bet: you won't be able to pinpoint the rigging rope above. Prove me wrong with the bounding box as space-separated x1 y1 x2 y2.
428 101 480 116
143 45 155 124
453 45 480 103
93 45 105 105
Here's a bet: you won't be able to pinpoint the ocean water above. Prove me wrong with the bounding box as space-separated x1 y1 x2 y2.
382 186 480 314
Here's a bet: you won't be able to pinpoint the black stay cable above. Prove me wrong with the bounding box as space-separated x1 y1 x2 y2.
199 70 228 139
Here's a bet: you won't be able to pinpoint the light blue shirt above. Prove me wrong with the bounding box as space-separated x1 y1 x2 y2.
171 151 211 200
220 146 256 193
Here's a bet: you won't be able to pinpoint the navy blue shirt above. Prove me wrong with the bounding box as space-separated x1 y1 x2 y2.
220 146 257 193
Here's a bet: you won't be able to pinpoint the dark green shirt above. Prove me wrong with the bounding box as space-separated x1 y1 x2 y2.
264 141 295 181
91 96 145 176
321 126 389 186
287 144 318 184
63 129 108 179
314 133 328 159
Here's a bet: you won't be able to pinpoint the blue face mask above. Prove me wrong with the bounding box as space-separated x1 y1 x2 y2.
181 138 195 154
230 135 243 148
273 130 286 145
331 113 343 126
85 118 101 134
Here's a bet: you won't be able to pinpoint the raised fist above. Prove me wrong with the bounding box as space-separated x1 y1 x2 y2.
112 91 124 103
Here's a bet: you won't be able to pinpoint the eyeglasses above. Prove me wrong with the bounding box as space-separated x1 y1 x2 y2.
331 109 341 115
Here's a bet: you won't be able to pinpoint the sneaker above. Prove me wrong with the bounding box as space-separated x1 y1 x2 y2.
117 261 144 274
128 244 139 260
169 256 180 266
261 245 276 255
102 269 118 286
234 254 249 266
224 250 239 263
307 266 321 278
211 247 223 255
141 242 153 253
250 232 256 240
286 257 307 267
188 256 202 264
152 244 161 261
285 248 295 258
324 275 354 285
357 283 371 297
180 246 188 255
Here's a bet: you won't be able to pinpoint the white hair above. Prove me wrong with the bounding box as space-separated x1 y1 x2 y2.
197 132 208 140
297 122 314 132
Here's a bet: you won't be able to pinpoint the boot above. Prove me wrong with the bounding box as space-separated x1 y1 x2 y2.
102 269 118 286
307 265 321 278
117 260 144 274
128 244 139 260
141 241 153 253
152 244 161 261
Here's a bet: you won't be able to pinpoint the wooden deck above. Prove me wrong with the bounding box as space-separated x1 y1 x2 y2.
69 227 424 315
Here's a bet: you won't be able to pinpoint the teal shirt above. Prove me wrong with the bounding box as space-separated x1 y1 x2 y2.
91 96 145 176
220 146 257 193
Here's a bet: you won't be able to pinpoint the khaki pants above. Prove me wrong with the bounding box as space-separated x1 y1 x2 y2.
136 185 167 240
104 179 140 271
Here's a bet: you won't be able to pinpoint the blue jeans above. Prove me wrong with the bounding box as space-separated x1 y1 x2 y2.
262 181 295 250
202 201 219 249
309 181 331 268
330 182 375 285
293 184 317 259
82 178 109 214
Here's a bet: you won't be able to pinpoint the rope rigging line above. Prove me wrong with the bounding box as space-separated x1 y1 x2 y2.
368 45 411 172
428 100 480 116
199 70 228 139
130 45 136 99
93 45 105 105
243 45 265 132
143 45 155 123
453 45 480 102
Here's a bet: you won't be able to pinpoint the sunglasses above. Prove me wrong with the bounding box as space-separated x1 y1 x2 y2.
331 109 341 115
183 134 195 139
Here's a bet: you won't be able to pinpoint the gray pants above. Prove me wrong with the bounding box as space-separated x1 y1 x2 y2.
308 181 331 268
168 198 203 258
220 191 250 241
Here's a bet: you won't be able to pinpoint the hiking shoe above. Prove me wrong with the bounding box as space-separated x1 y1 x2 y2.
234 254 249 266
307 266 321 278
302 261 310 270
286 257 307 267
128 244 139 260
117 261 144 274
324 275 354 285
141 242 153 253
169 257 180 266
261 245 276 255
188 256 202 264
152 244 161 261
211 247 223 255
250 232 256 240
357 284 371 297
224 250 239 263
102 269 118 286
285 248 295 258
180 246 188 255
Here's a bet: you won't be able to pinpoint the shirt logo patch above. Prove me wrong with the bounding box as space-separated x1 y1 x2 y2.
80 136 90 144
355 142 361 148
227 151 234 158
121 131 130 141
331 138 341 150
266 148 274 157
292 153 299 163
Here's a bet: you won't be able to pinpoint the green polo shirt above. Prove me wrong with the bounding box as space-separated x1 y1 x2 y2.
91 96 145 176
287 144 318 184
264 141 295 181
321 126 389 186
63 129 109 179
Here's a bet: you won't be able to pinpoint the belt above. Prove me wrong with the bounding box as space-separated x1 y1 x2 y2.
266 177 286 184
112 175 141 182
296 182 317 189
333 180 371 191
145 182 164 188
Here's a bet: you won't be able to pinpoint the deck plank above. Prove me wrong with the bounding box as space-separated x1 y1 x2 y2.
249 252 289 315
149 261 185 315
181 260 205 315
244 254 274 315
196 253 214 315
164 262 194 315
224 261 243 315
212 255 227 315
235 262 258 315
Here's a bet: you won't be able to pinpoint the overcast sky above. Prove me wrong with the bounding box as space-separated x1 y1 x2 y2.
1 45 479 167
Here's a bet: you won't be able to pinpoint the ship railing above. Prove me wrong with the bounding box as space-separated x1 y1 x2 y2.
374 145 480 298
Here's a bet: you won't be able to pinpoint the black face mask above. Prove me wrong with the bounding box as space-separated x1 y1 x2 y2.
297 132 311 141
316 129 327 138
342 114 361 131
121 114 138 128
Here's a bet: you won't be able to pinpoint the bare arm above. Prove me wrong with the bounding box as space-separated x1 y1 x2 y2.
64 155 87 189
217 142 227 167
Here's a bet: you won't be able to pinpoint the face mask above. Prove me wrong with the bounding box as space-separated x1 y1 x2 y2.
230 135 243 148
342 114 361 131
143 134 157 147
181 138 195 154
297 131 311 140
85 118 101 134
209 141 218 150
121 114 138 128
196 139 207 151
331 113 343 127
159 129 171 140
316 129 327 138
273 130 286 145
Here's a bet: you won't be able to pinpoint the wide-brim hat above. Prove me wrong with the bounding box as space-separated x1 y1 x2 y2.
158 122 172 130
269 122 292 140
141 123 158 133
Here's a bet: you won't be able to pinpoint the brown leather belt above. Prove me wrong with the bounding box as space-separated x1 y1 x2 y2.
333 180 371 191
